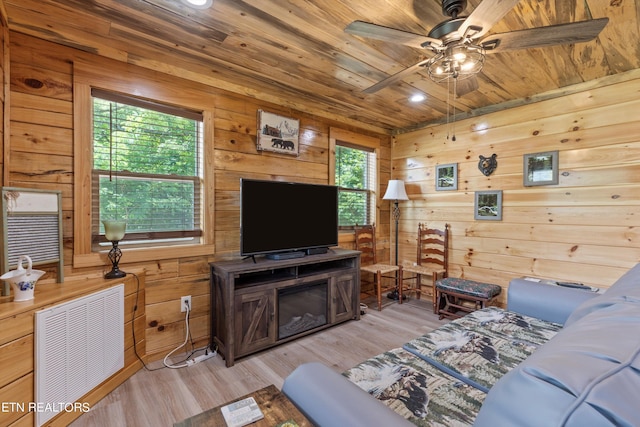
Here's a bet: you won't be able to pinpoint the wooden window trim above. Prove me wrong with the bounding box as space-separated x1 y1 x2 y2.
73 59 215 268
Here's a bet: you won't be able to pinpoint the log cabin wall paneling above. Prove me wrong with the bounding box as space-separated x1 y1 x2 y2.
393 72 640 306
5 31 391 361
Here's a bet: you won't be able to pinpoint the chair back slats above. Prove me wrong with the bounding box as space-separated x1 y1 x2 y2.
354 224 378 266
421 258 445 267
416 223 449 275
420 237 444 245
400 223 449 312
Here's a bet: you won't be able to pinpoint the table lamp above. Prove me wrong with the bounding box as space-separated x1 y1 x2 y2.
102 220 127 279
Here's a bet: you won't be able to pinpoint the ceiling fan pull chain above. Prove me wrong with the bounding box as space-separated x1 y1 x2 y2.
446 78 451 140
452 78 457 142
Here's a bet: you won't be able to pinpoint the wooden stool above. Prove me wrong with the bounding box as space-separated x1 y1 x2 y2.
436 277 502 320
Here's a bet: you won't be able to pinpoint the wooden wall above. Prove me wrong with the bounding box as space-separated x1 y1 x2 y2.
393 71 640 306
1 1 6 185
5 31 391 361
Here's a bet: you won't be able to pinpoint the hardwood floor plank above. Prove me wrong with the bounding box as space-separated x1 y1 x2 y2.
70 299 447 427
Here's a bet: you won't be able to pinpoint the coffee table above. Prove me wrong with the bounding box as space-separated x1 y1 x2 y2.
173 384 311 427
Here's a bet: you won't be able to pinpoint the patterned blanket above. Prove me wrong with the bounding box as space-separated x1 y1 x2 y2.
344 347 486 427
344 308 562 426
403 307 562 391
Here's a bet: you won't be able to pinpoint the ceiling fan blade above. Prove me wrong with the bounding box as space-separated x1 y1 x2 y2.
363 58 431 94
345 21 442 50
455 76 479 97
481 17 609 53
458 0 521 40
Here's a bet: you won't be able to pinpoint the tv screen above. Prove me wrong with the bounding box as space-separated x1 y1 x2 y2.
240 179 338 257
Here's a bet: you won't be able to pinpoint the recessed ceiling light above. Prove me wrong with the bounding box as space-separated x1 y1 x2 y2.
182 0 213 9
409 93 426 103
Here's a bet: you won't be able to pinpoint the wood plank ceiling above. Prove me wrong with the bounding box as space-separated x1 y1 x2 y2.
5 0 639 133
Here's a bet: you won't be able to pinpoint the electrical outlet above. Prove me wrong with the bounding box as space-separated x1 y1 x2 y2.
180 295 191 312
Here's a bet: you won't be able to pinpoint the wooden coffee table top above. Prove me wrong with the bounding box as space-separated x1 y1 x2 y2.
173 384 311 427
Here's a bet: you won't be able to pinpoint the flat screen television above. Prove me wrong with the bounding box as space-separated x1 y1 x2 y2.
240 179 338 258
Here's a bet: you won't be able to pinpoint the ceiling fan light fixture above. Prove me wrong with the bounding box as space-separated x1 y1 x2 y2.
452 48 467 61
460 60 477 71
426 43 485 83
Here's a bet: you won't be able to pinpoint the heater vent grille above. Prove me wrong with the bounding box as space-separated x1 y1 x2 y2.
35 285 124 426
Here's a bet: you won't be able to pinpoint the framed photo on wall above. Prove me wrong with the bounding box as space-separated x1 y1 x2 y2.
474 190 502 221
256 110 300 156
523 150 559 186
435 163 457 191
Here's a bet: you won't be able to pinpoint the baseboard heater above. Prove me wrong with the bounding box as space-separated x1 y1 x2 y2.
35 284 124 426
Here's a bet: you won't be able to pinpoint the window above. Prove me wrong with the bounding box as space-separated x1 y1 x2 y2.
91 89 203 247
335 143 376 228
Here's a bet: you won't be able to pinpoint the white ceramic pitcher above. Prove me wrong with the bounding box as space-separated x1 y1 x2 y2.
0 255 46 301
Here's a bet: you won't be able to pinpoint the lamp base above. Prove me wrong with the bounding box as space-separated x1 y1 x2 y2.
105 241 126 279
387 289 407 301
105 269 127 279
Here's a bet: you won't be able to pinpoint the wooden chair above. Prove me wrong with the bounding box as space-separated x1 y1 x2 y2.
399 223 449 313
354 224 400 311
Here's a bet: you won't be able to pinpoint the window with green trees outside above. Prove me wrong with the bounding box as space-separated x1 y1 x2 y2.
335 144 376 228
92 90 203 246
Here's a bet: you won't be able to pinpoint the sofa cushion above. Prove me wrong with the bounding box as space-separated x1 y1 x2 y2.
507 277 599 325
474 298 640 427
565 263 640 327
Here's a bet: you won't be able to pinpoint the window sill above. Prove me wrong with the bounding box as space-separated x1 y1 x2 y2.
73 243 216 269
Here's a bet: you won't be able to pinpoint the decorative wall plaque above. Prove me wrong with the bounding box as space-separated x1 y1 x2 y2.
256 110 300 156
478 153 498 176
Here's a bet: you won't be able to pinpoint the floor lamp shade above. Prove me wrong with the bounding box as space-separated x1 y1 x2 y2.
383 180 409 201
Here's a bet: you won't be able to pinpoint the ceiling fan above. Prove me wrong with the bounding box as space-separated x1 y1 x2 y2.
345 0 609 96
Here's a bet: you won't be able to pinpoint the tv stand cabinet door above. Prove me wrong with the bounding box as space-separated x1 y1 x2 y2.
331 272 359 323
234 289 276 357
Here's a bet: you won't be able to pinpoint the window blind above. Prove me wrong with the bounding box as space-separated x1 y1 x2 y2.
91 89 203 244
335 143 376 227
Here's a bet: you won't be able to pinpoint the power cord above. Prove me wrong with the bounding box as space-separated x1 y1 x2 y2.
128 272 214 371
163 300 193 369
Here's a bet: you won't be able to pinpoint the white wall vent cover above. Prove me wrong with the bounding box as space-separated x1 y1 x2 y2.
35 284 124 426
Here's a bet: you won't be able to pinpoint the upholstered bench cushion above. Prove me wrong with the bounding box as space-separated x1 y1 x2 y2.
436 277 502 299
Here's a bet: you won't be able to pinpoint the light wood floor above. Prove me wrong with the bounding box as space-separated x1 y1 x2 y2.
70 298 447 426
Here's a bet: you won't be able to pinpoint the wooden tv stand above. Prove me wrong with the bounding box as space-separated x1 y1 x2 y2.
210 249 361 367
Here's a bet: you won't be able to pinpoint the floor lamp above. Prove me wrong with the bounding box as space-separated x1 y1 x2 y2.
383 180 409 300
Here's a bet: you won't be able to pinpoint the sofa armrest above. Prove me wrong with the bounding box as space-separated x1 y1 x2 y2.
507 278 599 325
282 362 413 427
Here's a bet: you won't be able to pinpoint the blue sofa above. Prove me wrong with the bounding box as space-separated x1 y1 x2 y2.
282 263 640 426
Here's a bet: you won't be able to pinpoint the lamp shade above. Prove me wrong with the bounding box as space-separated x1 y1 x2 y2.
102 220 127 241
383 180 409 201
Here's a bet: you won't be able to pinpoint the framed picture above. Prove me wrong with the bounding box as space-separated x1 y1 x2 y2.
256 110 300 156
435 163 457 191
474 190 502 221
523 150 559 186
